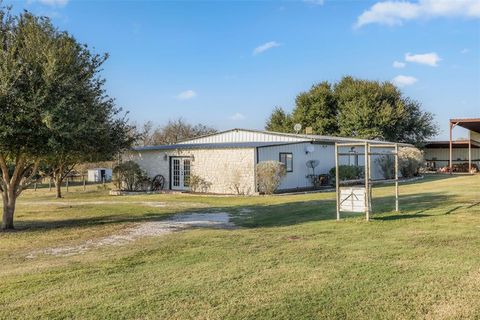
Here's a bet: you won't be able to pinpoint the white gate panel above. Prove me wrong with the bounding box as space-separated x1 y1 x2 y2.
340 187 366 213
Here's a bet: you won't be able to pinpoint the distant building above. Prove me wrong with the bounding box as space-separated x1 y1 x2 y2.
424 118 480 172
424 140 480 171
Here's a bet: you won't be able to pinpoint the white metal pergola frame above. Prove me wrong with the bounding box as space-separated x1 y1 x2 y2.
335 142 399 221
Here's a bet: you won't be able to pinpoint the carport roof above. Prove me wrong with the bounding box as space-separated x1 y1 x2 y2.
425 140 480 149
451 118 480 133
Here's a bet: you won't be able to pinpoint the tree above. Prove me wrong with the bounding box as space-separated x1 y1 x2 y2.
135 118 217 146
334 76 437 145
0 9 131 228
292 82 338 135
133 121 155 146
265 107 293 133
41 37 133 198
0 10 57 229
264 76 437 146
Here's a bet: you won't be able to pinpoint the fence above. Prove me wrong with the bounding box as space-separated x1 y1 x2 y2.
28 175 112 192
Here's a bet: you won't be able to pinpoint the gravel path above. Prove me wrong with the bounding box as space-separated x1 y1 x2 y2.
26 212 234 259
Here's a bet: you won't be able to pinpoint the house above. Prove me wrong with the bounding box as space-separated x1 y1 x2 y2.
87 168 112 182
424 118 480 172
124 128 403 195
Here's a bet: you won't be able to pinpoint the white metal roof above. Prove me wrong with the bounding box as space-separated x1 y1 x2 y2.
175 128 408 146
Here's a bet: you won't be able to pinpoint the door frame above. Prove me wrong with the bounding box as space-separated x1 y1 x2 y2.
169 156 192 190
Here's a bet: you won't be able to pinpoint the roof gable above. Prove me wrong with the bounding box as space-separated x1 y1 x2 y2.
176 128 310 144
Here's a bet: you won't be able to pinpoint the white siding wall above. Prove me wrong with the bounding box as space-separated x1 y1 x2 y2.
258 143 393 190
424 147 480 168
257 143 337 190
178 129 308 144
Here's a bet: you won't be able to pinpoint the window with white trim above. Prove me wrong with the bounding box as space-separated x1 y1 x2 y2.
279 152 293 172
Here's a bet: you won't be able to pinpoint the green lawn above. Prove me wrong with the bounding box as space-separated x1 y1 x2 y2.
1 175 479 319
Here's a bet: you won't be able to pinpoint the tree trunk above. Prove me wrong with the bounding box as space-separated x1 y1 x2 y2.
54 176 63 199
2 191 16 230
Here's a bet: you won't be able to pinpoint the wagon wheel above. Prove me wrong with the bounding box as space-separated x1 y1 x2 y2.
151 175 165 191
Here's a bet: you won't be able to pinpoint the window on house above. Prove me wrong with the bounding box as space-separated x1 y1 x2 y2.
348 147 359 166
279 153 293 172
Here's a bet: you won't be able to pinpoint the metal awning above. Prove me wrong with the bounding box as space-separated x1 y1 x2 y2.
450 118 480 133
426 140 480 149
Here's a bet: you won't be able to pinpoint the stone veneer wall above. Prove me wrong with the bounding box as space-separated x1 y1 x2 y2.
124 148 257 195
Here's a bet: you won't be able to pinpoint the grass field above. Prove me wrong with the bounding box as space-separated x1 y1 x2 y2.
1 174 479 319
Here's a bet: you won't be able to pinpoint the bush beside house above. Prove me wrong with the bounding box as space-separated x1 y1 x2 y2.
256 161 286 195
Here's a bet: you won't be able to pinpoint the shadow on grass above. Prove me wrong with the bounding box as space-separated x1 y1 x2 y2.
9 213 172 232
373 214 432 221
400 174 455 185
9 190 455 232
233 192 455 228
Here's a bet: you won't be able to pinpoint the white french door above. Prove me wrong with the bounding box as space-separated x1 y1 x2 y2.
171 157 191 190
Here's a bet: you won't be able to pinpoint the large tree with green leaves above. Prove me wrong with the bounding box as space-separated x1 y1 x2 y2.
292 81 338 135
0 8 132 228
265 76 437 146
41 37 133 198
265 107 293 133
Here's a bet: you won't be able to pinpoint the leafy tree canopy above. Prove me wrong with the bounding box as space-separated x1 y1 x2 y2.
265 76 438 146
0 7 132 227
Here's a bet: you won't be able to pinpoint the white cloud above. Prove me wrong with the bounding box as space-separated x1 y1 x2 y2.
355 0 480 28
392 75 418 87
461 48 470 54
37 0 69 7
253 41 282 55
304 0 325 5
229 113 246 121
405 52 441 66
393 60 406 68
176 90 197 100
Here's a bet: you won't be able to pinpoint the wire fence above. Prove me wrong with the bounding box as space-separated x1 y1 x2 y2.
28 175 112 192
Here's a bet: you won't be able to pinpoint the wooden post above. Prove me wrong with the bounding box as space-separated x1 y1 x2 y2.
83 175 86 191
449 121 453 174
365 142 370 221
367 144 372 215
395 143 399 212
468 131 472 174
49 178 52 191
34 182 37 191
66 178 69 192
335 143 340 221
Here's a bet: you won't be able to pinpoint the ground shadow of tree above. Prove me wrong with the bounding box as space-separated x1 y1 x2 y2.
11 191 454 232
227 192 453 228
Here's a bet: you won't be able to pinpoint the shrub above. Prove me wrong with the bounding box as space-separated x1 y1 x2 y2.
189 175 212 193
256 161 286 195
112 161 150 191
376 155 395 179
399 147 424 178
329 165 364 181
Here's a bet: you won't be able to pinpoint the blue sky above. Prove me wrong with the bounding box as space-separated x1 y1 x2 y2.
7 0 480 140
